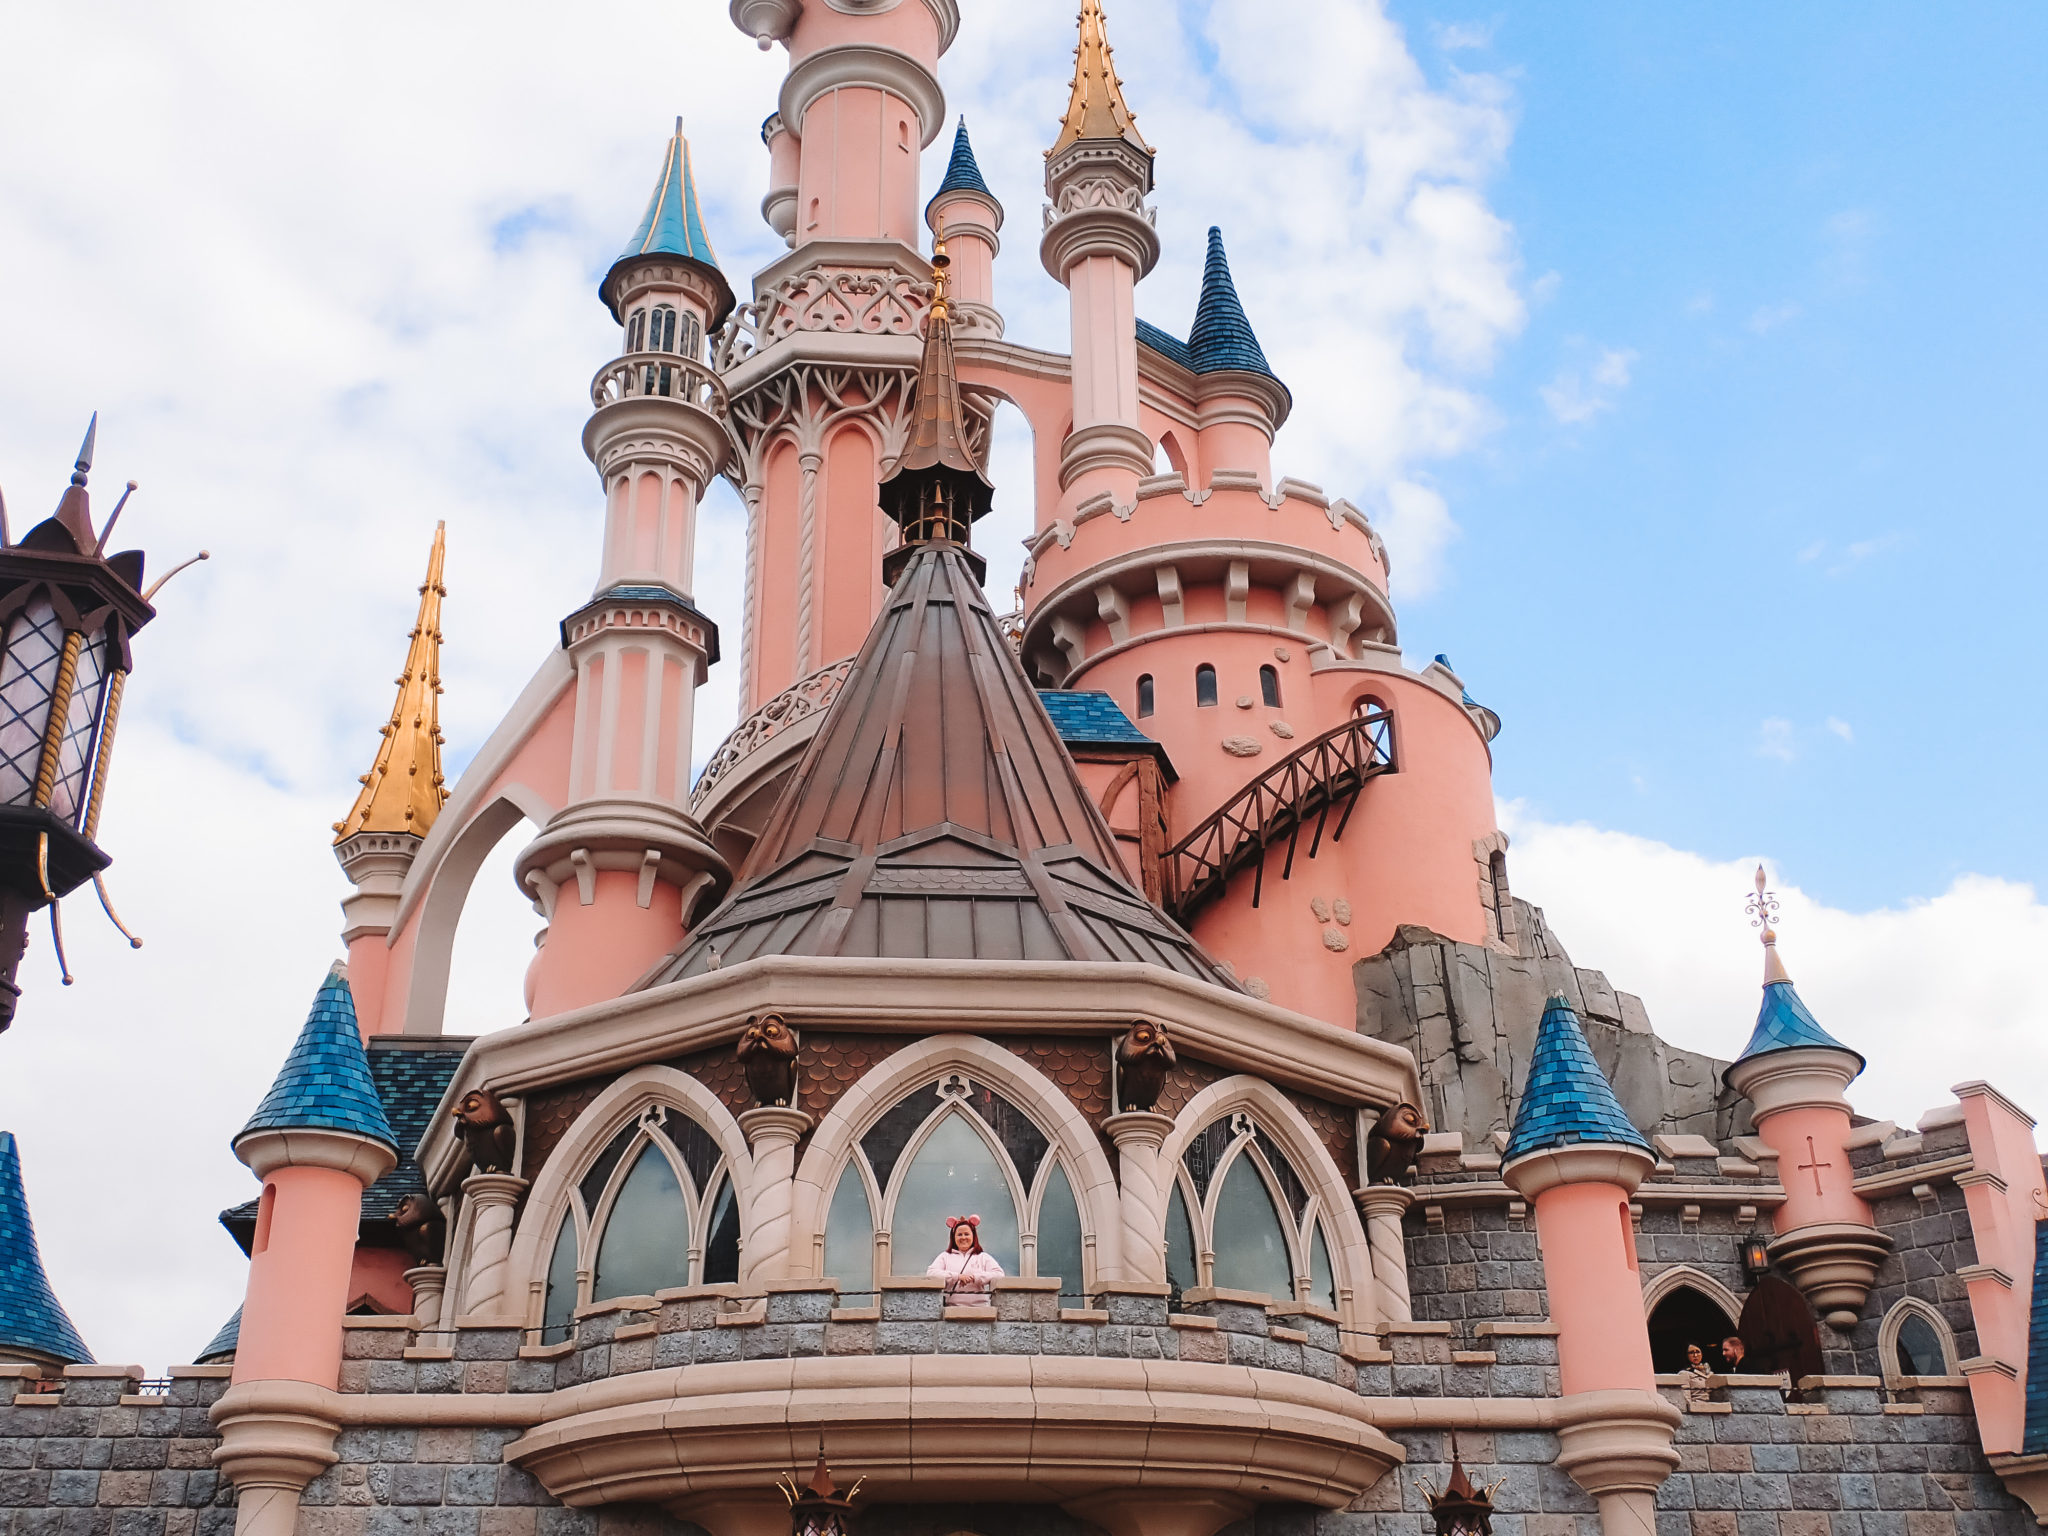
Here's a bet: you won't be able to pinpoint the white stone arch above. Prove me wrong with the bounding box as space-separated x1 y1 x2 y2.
1878 1295 1960 1384
791 1034 1123 1286
508 1066 753 1328
876 1090 1032 1276
402 783 553 1037
1159 1075 1375 1332
1640 1264 1744 1331
1200 1129 1311 1291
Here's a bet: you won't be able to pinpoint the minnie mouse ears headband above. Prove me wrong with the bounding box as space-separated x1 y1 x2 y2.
945 1215 982 1230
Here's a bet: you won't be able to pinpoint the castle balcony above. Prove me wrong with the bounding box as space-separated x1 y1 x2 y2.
589 351 728 415
689 657 854 872
712 238 933 389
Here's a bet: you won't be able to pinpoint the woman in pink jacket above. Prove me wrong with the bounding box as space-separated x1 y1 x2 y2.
927 1214 1005 1300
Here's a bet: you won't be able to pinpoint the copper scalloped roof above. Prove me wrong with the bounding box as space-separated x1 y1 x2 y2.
648 545 1232 983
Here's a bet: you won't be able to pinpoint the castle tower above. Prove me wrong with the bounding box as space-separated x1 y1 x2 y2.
214 964 397 1536
1041 0 1159 517
1500 995 1679 1536
513 122 733 1020
1724 871 1891 1328
926 120 1004 339
0 1131 93 1371
332 523 446 1036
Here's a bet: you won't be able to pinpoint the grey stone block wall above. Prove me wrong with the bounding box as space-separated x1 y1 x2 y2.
1403 1195 1549 1346
0 1372 234 1536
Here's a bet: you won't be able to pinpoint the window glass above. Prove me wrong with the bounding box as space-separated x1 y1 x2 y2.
1165 1180 1199 1295
1035 1162 1084 1298
1210 1154 1293 1300
702 1177 741 1285
592 1142 691 1301
1308 1222 1337 1311
1195 664 1217 708
1260 665 1282 708
823 1160 875 1298
1137 674 1154 718
889 1110 1019 1275
1896 1313 1947 1377
542 1213 579 1338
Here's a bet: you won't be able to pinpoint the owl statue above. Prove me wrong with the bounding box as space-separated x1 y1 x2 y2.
737 1013 801 1107
392 1193 447 1265
452 1087 517 1175
1115 1019 1177 1113
1366 1102 1430 1185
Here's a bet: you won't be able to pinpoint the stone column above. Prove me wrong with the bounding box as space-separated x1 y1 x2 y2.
1102 1111 1177 1286
1552 1389 1684 1536
458 1173 530 1321
1353 1184 1414 1325
404 1264 447 1333
738 1106 813 1288
210 1381 345 1536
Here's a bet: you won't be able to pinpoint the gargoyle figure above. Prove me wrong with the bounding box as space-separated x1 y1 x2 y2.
392 1193 446 1265
737 1013 801 1107
452 1087 517 1175
1366 1101 1430 1185
1115 1019 1177 1112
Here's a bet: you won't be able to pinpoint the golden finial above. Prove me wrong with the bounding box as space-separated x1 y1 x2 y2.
334 523 449 844
1051 0 1153 158
930 239 951 322
1747 864 1791 985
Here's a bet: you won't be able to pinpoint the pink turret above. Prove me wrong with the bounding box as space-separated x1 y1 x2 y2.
926 119 1003 339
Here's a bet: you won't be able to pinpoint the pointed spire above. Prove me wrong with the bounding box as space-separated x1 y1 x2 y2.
51 413 100 550
603 119 733 325
1504 995 1652 1163
1051 0 1153 161
0 1131 94 1366
1736 867 1863 1070
236 962 397 1152
935 118 992 200
877 243 993 568
336 523 448 844
1186 227 1274 377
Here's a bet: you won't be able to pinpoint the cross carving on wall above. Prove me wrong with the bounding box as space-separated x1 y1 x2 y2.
1797 1135 1832 1196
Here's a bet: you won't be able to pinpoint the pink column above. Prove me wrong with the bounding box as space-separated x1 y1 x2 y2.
1503 1144 1656 1396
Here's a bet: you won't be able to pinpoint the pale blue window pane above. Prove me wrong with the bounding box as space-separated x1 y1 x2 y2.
593 1143 691 1301
1035 1162 1084 1297
823 1160 875 1298
1309 1222 1337 1311
541 1213 579 1339
889 1110 1018 1274
1165 1180 1198 1295
1211 1155 1293 1300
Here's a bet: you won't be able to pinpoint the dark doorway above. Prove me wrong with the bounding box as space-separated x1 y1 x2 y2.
1737 1273 1825 1382
1647 1285 1738 1372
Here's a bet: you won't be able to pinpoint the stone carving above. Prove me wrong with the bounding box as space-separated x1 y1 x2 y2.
713 266 935 373
737 1013 802 1107
1046 174 1153 219
1221 735 1263 757
392 1193 445 1264
1322 926 1349 953
1333 898 1353 926
1366 1102 1430 1185
452 1088 517 1175
692 658 853 807
1311 897 1331 922
1271 721 1295 739
1114 1019 1176 1112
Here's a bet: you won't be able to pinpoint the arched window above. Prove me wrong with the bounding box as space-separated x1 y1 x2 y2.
1259 665 1282 708
678 312 702 361
1646 1283 1738 1373
1136 674 1154 718
702 1175 742 1285
824 1073 1088 1296
541 1213 579 1340
626 309 646 352
1880 1298 1958 1382
1170 1111 1340 1308
593 1142 690 1300
1352 694 1393 761
1195 665 1217 708
650 305 677 353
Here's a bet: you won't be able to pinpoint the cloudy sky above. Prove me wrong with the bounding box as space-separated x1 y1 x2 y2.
1 2 2043 1369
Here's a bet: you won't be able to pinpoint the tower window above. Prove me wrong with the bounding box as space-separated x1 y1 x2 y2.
650 305 677 353
1195 665 1217 708
1136 674 1154 718
1259 665 1282 708
679 313 702 360
626 309 646 352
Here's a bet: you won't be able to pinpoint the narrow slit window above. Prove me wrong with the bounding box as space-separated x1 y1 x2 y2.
1195 665 1217 708
1260 665 1282 708
627 310 646 352
1136 674 1155 718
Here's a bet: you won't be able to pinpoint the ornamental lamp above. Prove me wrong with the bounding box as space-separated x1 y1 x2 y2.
779 1450 862 1536
1741 1234 1773 1281
0 416 204 1031
1420 1437 1502 1536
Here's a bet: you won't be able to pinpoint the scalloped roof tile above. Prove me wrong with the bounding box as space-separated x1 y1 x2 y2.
1735 980 1863 1073
197 1304 241 1365
236 964 397 1152
0 1131 93 1365
1135 319 1193 371
1504 995 1652 1162
932 118 992 202
1186 227 1274 378
1038 690 1154 747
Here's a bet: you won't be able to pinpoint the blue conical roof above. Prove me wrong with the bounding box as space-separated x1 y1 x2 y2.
1736 980 1863 1074
0 1132 93 1365
1504 995 1652 1162
1186 227 1274 377
619 121 720 271
197 1304 242 1365
236 964 397 1152
932 118 992 202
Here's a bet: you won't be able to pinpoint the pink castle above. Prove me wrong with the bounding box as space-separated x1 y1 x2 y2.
6 8 2048 1536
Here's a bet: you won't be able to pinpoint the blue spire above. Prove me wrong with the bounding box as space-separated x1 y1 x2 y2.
236 963 397 1153
0 1132 93 1365
619 119 720 271
933 117 992 201
1504 995 1652 1163
1186 227 1274 377
1736 980 1864 1073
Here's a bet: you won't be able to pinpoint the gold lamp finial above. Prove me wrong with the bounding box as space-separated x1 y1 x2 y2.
334 522 449 844
1747 864 1791 985
1051 0 1153 159
930 240 951 321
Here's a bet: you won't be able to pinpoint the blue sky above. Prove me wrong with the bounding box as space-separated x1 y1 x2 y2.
1384 3 2048 909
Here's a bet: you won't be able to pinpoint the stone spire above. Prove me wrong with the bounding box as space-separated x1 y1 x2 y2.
1051 0 1153 165
877 244 992 580
334 522 447 844
1504 995 1652 1163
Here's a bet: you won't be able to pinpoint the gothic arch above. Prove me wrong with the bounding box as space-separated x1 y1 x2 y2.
1878 1295 1960 1384
791 1034 1123 1284
508 1066 753 1328
1641 1264 1744 1326
1158 1075 1375 1330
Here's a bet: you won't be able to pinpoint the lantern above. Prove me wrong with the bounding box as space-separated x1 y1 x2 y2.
779 1451 861 1536
0 417 194 1031
1741 1234 1773 1281
1421 1437 1501 1536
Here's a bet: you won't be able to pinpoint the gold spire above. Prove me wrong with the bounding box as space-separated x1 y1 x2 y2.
1050 0 1153 159
334 523 448 843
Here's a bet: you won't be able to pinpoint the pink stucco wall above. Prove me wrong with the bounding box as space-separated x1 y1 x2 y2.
232 1165 365 1388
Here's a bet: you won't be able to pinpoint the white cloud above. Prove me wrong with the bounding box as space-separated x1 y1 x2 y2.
1500 806 2048 1137
1747 301 1803 335
1378 479 1462 598
1433 20 1498 52
1826 717 1855 744
1757 717 1798 762
1541 345 1638 424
